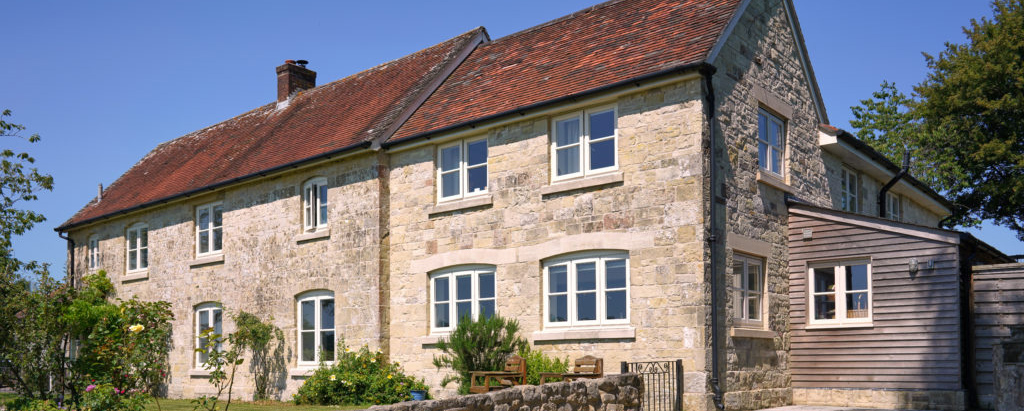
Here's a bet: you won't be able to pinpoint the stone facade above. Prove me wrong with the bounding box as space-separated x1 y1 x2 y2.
793 388 965 411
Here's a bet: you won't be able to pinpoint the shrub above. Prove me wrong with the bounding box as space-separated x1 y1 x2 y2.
6 398 63 411
79 383 149 411
293 343 428 405
431 313 528 394
232 311 285 401
519 347 569 385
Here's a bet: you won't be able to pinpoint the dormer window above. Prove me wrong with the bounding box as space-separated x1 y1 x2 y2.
303 177 328 231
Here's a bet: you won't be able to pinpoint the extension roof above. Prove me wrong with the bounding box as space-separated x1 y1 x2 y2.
58 28 485 231
388 0 743 143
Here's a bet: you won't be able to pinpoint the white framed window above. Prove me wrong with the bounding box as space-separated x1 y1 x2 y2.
126 224 148 272
543 251 629 328
551 106 617 181
195 303 223 367
731 253 764 328
88 235 100 270
809 260 872 326
437 138 488 202
757 109 785 176
887 192 901 221
840 167 858 213
303 177 328 231
297 290 335 366
196 202 223 256
430 266 496 334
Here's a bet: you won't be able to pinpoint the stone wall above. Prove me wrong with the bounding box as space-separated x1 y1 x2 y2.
793 388 965 411
368 374 642 411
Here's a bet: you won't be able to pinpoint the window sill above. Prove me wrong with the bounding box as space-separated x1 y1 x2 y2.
541 172 624 196
289 368 316 378
188 254 224 268
188 369 212 378
756 170 793 193
122 271 149 283
729 328 776 339
294 228 330 244
532 326 635 342
419 335 444 346
804 322 873 330
428 194 493 215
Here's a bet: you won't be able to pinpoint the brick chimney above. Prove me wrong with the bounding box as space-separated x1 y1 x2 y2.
276 60 316 102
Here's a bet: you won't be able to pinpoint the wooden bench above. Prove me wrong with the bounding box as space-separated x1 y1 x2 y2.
469 354 527 393
539 355 604 383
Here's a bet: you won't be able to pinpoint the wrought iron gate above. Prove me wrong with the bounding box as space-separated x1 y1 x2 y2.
621 360 683 411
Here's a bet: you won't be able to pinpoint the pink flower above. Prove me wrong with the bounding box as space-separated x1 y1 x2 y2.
85 385 96 392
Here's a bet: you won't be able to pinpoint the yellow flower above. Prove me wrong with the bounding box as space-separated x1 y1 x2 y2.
128 324 145 333
387 374 393 379
329 375 337 381
345 348 351 352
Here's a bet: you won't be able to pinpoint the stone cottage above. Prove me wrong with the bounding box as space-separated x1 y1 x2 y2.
55 1 1012 410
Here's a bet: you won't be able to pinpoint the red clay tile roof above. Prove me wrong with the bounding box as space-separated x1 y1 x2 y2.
58 28 484 230
388 0 743 143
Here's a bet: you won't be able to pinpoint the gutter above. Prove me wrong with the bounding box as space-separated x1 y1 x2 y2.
877 148 910 218
700 64 726 411
55 140 373 232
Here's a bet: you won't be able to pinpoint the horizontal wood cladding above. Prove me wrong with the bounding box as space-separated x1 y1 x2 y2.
969 263 1024 409
788 208 962 390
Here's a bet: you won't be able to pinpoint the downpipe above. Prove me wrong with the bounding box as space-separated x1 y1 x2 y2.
700 64 726 411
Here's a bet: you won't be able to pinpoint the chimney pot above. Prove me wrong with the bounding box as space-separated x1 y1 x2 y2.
276 60 316 103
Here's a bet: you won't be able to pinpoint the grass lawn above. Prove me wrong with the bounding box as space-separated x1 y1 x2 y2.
148 398 368 411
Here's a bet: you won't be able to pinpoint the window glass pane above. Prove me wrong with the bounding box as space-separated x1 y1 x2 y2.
199 232 209 254
199 208 210 230
319 185 328 204
319 204 328 225
556 146 580 176
213 205 223 227
212 228 222 251
771 148 783 174
301 331 315 362
770 120 781 147
576 292 596 321
758 113 767 140
589 110 615 139
435 303 450 328
814 296 836 319
549 295 567 322
758 142 767 169
479 300 495 319
128 230 138 250
606 259 626 289
441 171 460 197
140 229 148 247
846 292 869 317
748 264 761 293
748 296 760 320
467 166 487 193
814 267 835 293
549 265 568 293
441 145 460 172
733 261 745 288
576 262 596 291
320 298 334 330
479 273 495 299
434 277 449 302
141 249 148 269
199 311 210 332
213 309 222 334
589 138 615 170
129 252 137 271
467 140 487 166
555 118 580 147
606 290 627 320
456 302 472 322
846 264 868 291
320 331 335 361
198 339 209 364
456 275 472 300
301 300 315 330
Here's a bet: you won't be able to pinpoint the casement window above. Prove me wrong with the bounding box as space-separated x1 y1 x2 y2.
731 254 764 327
552 106 617 181
757 109 785 176
303 177 328 231
126 224 148 272
840 167 858 213
88 235 100 270
887 192 901 221
196 203 223 256
195 303 223 366
438 138 488 202
297 291 335 366
808 260 872 326
430 266 496 334
543 252 629 328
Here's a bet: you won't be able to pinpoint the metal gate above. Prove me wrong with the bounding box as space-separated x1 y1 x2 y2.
621 360 683 411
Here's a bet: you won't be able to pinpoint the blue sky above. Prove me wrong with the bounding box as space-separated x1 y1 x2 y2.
1 0 1017 275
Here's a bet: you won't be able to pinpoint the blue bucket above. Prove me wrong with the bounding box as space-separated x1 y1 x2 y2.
410 390 427 401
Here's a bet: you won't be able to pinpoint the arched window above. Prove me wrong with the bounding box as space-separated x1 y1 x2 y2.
303 177 328 231
429 265 496 334
195 303 223 367
543 251 629 328
297 290 334 365
126 223 148 272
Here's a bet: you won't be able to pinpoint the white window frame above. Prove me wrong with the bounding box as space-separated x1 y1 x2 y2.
303 177 329 231
757 109 786 177
887 192 901 221
429 266 497 334
550 105 618 182
296 290 335 367
731 253 765 329
840 166 858 213
437 137 488 202
808 260 873 327
88 235 100 271
194 303 223 368
543 251 630 329
195 202 224 257
125 224 148 273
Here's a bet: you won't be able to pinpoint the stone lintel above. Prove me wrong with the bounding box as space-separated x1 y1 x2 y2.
540 172 624 196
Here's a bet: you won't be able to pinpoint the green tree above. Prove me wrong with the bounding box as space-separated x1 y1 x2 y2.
231 311 285 401
431 313 527 394
0 109 54 274
913 0 1024 236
